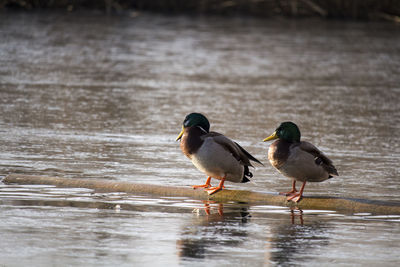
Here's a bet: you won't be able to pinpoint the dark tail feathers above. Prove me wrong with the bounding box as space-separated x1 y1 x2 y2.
242 165 253 183
315 156 339 177
234 142 263 166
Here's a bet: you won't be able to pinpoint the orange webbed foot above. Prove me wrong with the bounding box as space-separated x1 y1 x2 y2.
286 181 306 203
279 189 298 196
192 176 212 190
206 186 223 195
286 193 303 203
280 180 298 196
205 177 226 195
192 184 212 189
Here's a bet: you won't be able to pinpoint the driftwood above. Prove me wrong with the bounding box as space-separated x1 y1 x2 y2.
3 174 400 215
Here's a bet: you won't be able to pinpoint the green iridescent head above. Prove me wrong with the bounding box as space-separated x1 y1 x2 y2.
183 113 210 131
176 113 210 141
263 121 301 143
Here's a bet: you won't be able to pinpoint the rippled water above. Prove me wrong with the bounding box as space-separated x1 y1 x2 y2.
0 11 399 266
1 184 399 266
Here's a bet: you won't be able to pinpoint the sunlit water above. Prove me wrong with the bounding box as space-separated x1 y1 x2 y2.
0 11 399 266
1 184 399 267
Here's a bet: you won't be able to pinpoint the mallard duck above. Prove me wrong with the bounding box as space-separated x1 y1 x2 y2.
263 122 338 202
176 113 262 195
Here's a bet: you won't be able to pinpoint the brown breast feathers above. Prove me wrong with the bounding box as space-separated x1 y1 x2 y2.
268 139 291 169
180 126 205 159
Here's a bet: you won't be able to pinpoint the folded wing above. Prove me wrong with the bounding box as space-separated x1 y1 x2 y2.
203 132 262 167
299 141 339 176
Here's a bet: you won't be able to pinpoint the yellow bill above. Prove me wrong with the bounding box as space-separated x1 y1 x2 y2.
263 131 278 142
176 126 184 141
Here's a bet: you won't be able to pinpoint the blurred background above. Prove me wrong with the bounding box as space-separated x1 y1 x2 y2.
1 0 400 21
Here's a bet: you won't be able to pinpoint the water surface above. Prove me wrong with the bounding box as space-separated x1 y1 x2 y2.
1 183 399 266
0 11 399 266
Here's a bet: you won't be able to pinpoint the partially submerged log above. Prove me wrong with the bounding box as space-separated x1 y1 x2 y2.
3 174 400 215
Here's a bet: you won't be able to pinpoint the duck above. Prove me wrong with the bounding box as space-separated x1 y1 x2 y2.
263 122 338 202
176 113 262 195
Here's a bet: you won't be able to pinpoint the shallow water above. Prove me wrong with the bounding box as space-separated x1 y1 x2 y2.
0 11 399 266
1 184 400 267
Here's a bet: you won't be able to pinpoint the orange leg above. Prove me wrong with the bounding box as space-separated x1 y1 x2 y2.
287 181 306 202
192 176 212 189
203 201 211 215
202 201 224 216
280 180 298 196
217 203 224 216
206 176 226 195
290 208 304 225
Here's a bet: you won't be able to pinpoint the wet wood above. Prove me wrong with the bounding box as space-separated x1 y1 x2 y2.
3 174 400 215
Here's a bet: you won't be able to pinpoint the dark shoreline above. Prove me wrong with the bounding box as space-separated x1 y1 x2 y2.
1 0 400 22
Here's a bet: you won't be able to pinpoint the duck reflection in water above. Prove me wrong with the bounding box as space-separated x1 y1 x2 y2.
177 202 250 260
198 200 224 216
178 201 331 265
268 209 331 266
290 207 304 225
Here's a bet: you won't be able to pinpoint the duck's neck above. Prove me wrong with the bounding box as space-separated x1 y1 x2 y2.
180 126 206 158
268 139 293 169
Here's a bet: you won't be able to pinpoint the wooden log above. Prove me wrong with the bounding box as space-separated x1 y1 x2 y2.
3 174 400 215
